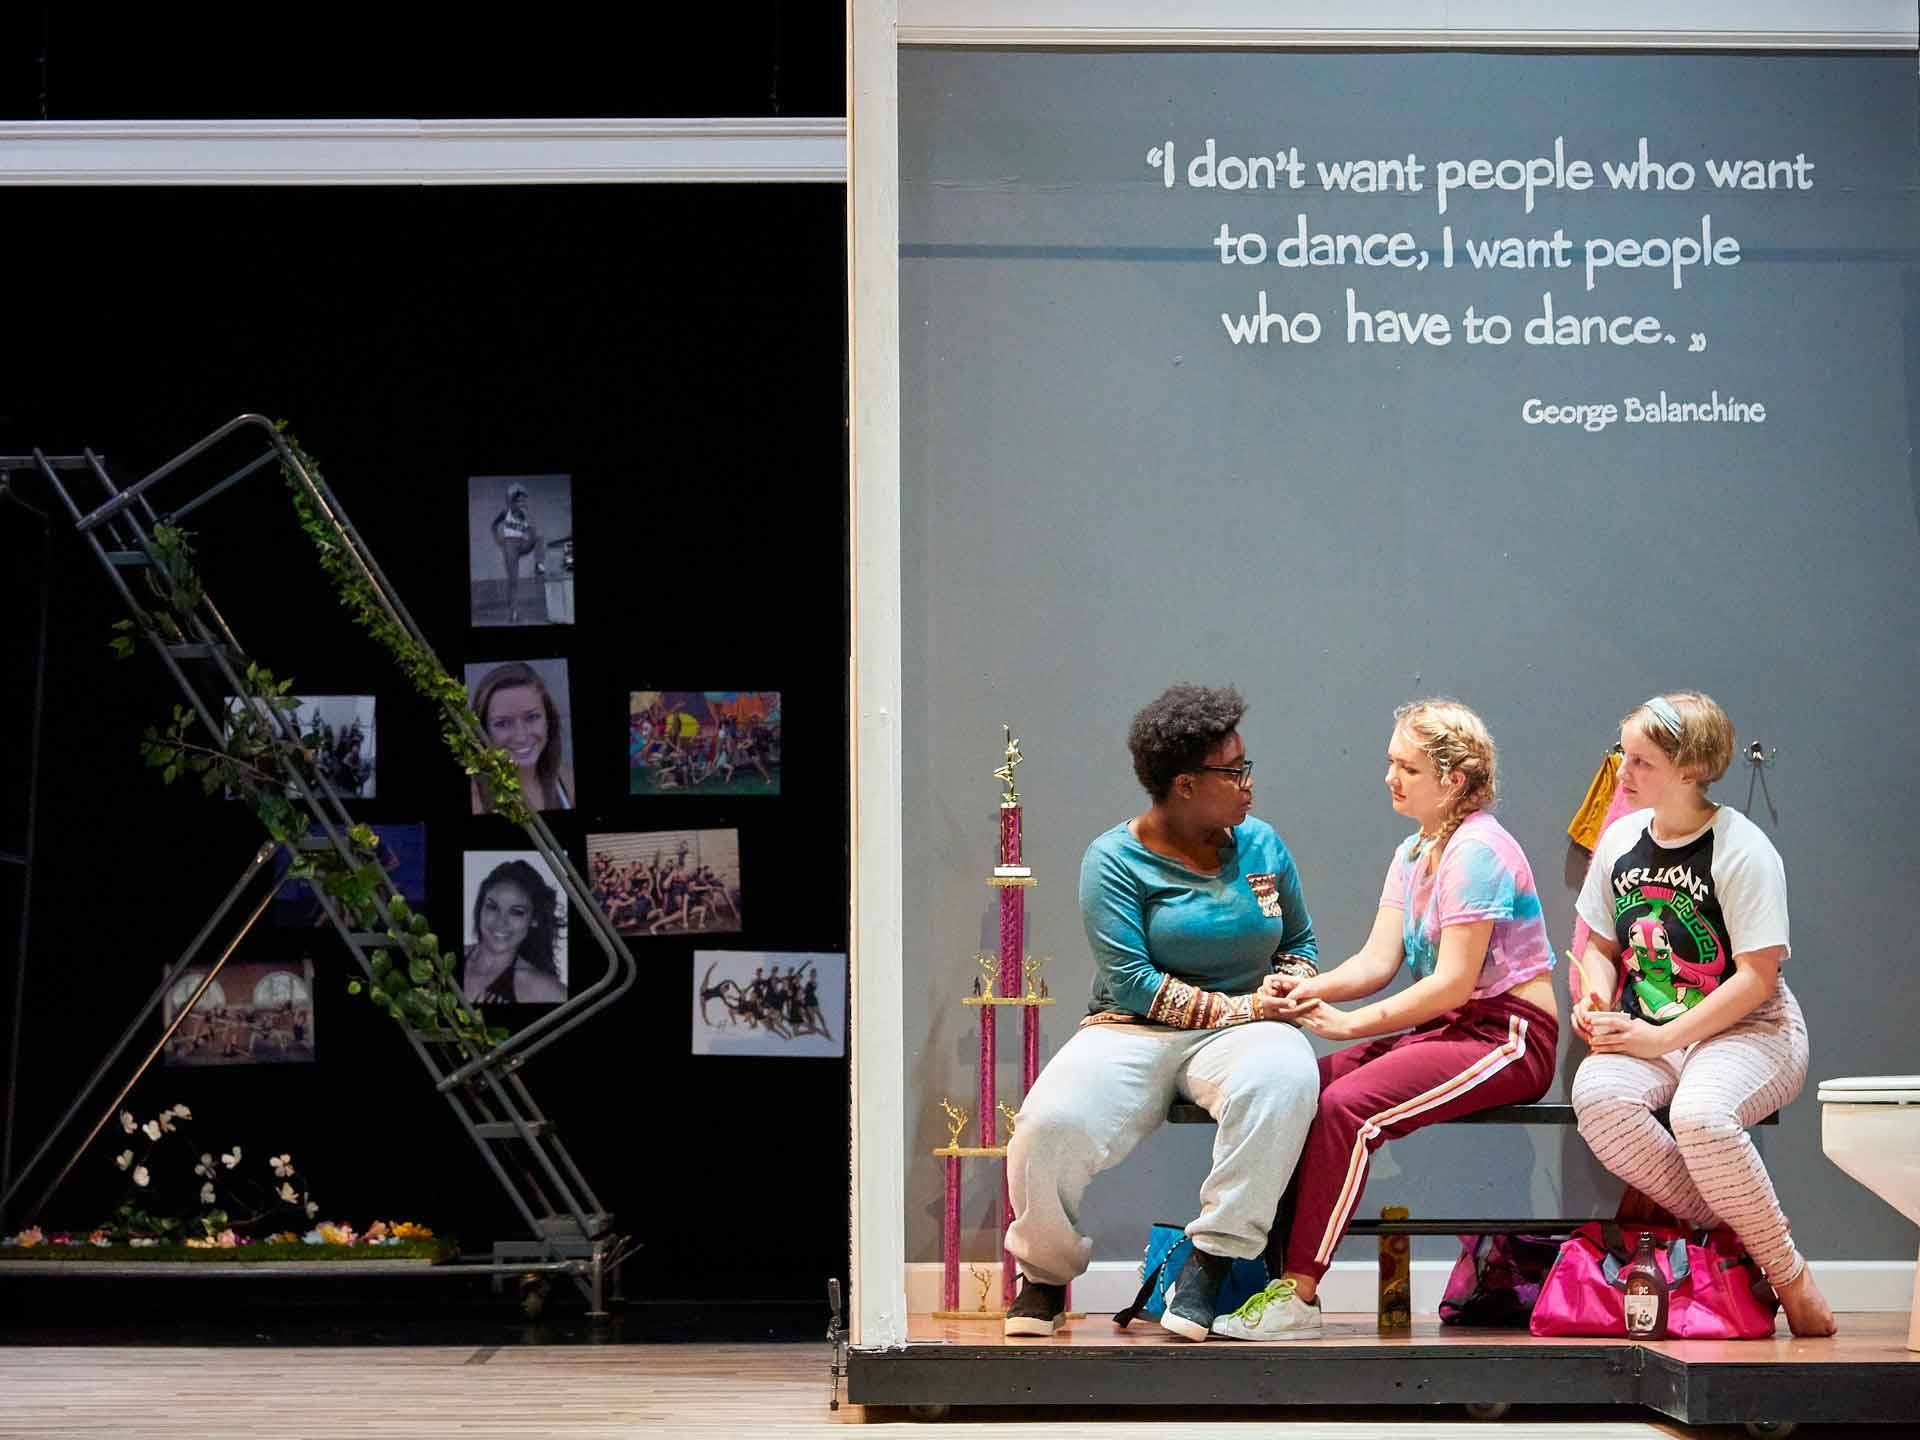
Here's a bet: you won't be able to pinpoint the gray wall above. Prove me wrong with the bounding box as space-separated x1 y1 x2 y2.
899 49 1920 1266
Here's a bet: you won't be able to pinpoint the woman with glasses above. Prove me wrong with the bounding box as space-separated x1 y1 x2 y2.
1212 699 1559 1340
1568 692 1833 1336
1003 684 1322 1342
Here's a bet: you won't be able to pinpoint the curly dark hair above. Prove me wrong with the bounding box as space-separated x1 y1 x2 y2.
1126 684 1247 800
471 859 563 978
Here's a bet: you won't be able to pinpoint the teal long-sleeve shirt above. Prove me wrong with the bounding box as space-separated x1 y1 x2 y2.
1080 817 1317 1021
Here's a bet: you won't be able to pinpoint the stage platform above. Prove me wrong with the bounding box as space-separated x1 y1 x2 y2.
846 1312 1920 1429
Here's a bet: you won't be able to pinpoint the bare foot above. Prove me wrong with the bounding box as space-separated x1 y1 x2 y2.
1777 1264 1837 1337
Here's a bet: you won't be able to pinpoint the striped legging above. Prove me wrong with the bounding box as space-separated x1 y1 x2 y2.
1571 980 1809 1284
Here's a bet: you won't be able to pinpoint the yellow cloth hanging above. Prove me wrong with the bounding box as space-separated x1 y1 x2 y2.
1566 751 1622 850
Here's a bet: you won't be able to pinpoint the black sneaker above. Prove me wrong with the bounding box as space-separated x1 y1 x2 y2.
1003 1277 1067 1337
1161 1245 1233 1341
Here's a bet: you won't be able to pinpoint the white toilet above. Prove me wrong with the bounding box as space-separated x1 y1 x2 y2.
1819 1074 1920 1349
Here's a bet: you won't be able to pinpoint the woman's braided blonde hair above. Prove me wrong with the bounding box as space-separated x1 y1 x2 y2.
1395 698 1497 873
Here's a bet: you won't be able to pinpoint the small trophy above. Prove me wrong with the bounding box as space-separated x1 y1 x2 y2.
972 1267 994 1313
976 951 1000 1000
991 727 1033 882
939 1098 969 1153
1023 953 1048 1001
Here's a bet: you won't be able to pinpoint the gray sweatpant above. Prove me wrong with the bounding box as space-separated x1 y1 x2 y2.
1004 1020 1320 1285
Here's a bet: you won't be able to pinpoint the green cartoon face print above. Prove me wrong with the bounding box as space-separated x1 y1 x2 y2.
1614 886 1728 1023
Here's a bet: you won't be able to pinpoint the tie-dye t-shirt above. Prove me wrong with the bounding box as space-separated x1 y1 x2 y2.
1378 811 1554 1000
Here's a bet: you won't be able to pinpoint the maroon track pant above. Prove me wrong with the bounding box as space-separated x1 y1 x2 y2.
1281 992 1558 1281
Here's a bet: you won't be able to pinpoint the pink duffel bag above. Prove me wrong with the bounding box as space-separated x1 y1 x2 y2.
1529 1221 1781 1340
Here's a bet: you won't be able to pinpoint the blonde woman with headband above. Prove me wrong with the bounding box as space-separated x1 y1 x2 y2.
1210 699 1560 1340
1569 692 1834 1336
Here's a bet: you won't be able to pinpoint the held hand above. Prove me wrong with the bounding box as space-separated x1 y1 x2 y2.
1571 994 1600 1042
1294 1000 1355 1041
1585 1011 1669 1059
1253 990 1314 1025
1263 972 1321 1002
1253 991 1292 1023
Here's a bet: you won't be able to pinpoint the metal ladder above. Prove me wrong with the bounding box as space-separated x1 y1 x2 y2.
0 415 639 1316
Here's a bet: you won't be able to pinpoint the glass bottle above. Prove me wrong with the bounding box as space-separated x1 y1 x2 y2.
1622 1231 1670 1340
1378 1205 1411 1332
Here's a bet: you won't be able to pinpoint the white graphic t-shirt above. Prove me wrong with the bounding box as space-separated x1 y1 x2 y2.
1575 806 1789 1024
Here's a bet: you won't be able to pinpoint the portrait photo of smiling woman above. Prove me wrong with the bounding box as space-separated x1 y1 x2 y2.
465 658 577 815
460 850 569 1007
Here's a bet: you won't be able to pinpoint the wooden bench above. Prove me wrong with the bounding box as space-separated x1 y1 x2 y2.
1166 1100 1776 1235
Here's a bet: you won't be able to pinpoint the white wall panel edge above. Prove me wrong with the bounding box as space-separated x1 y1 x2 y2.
0 117 848 186
848 0 910 1352
899 0 1918 49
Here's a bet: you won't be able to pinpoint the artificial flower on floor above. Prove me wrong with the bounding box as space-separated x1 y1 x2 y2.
0 1102 449 1261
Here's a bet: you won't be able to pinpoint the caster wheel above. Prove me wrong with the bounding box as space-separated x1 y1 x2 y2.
1465 1402 1511 1421
1744 1424 1795 1439
908 1403 952 1420
519 1274 550 1320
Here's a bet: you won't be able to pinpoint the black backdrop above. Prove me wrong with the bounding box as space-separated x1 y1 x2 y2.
0 176 850 1310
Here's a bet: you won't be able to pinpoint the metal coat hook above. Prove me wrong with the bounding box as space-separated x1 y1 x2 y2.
1744 741 1780 824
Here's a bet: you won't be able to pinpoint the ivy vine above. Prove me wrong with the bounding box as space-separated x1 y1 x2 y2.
112 433 539 1056
276 433 532 827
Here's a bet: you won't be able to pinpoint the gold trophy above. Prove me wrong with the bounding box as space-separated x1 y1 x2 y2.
937 1098 970 1155
972 1267 994 1313
991 727 1033 882
1024 953 1049 1001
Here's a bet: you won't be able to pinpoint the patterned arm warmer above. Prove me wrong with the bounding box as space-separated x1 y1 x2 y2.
1271 950 1320 980
1144 976 1261 1029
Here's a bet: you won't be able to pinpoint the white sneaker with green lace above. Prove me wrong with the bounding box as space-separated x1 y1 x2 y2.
1209 1278 1324 1340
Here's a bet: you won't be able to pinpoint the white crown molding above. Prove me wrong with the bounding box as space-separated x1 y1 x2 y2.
898 1 1918 49
0 117 847 186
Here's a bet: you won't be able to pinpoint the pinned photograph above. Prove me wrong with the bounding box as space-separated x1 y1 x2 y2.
468 474 574 627
628 691 780 796
693 951 844 1058
270 823 426 928
228 694 377 799
466 658 576 814
588 828 743 937
461 850 570 1006
163 959 316 1067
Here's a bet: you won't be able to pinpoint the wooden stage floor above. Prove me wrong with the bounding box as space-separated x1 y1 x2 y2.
0 1326 1913 1437
841 1311 1920 1429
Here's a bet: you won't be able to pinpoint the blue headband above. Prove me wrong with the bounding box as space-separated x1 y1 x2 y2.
1642 696 1683 738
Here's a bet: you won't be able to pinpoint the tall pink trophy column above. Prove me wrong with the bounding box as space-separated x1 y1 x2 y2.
986 728 1045 1311
996 800 1023 1305
942 1153 961 1311
932 728 1054 1320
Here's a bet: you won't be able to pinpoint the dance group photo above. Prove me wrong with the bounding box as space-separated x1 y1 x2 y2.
628 691 781 797
693 950 844 1056
588 829 745 938
1000 684 1834 1345
162 962 316 1067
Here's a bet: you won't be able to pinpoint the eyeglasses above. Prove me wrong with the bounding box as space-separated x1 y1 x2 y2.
1197 760 1255 789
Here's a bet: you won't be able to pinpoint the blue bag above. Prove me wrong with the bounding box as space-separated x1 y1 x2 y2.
1113 1221 1271 1328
